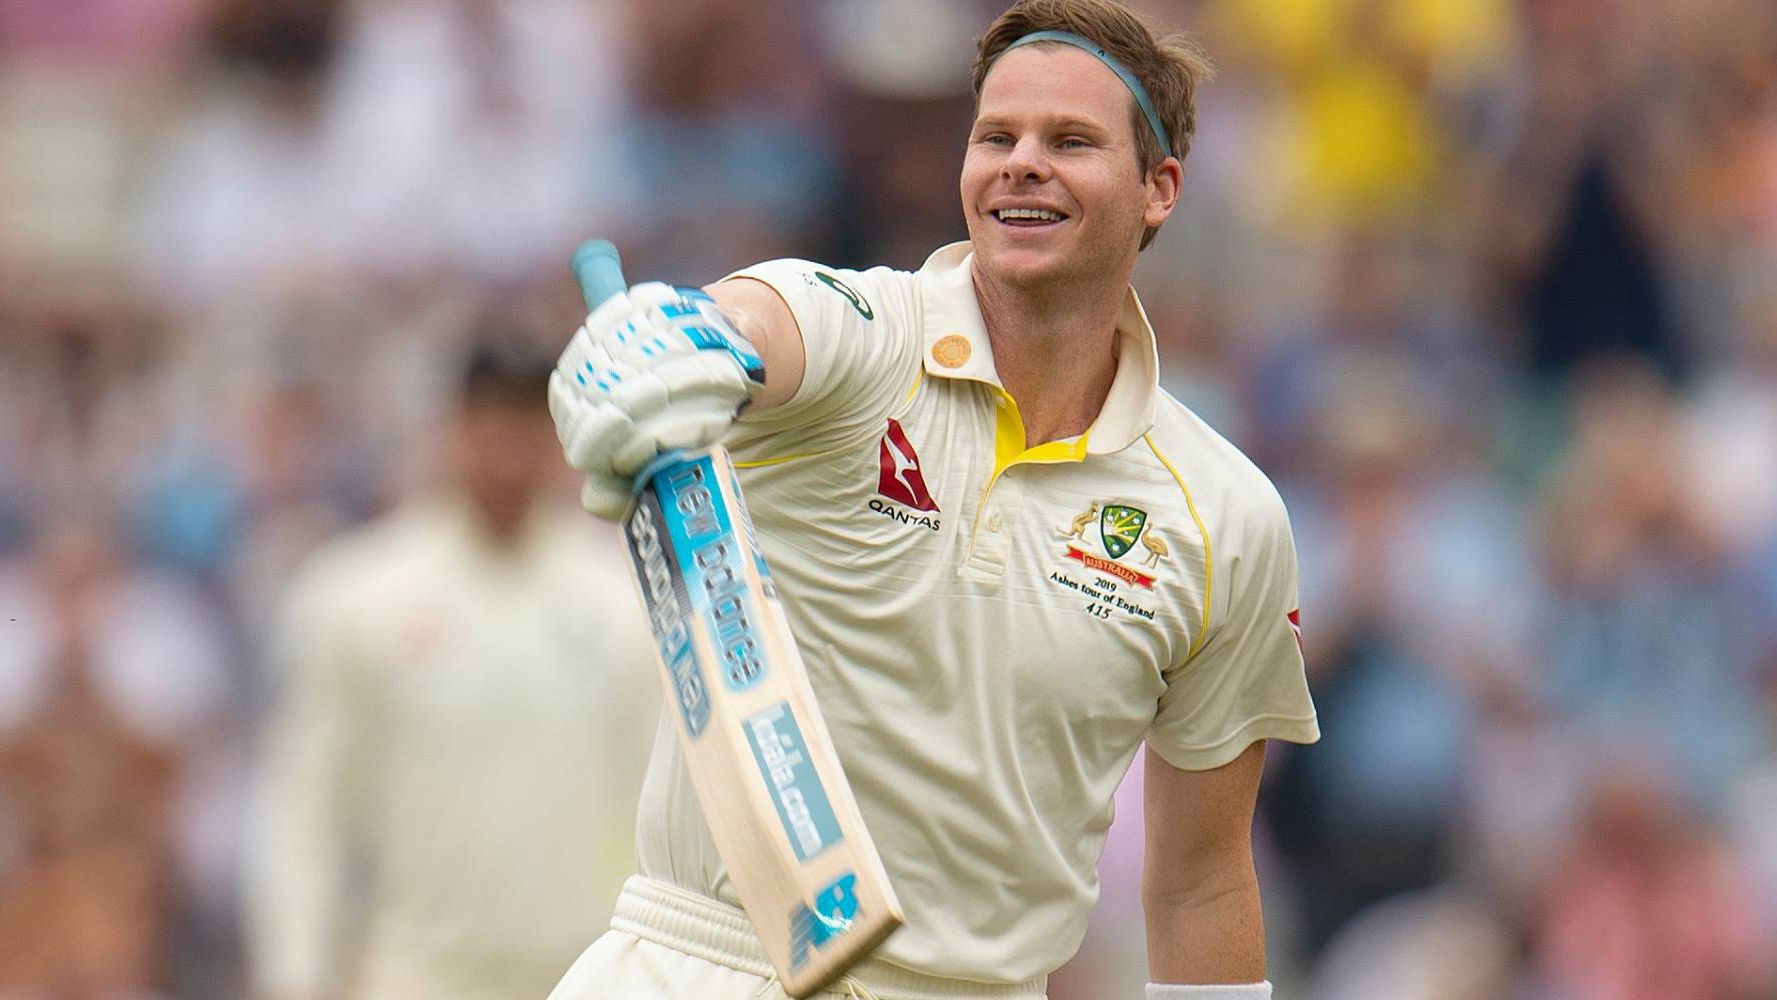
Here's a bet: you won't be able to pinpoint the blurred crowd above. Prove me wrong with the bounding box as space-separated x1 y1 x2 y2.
1 0 1776 997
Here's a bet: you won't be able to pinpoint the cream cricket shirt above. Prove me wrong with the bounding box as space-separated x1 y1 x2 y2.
633 242 1320 982
248 499 659 1000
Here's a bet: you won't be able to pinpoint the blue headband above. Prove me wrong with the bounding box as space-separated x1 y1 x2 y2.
999 30 1173 157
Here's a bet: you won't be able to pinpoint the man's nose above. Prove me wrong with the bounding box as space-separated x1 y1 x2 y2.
1001 136 1051 182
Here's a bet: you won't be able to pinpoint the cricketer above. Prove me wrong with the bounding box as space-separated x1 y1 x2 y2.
547 2 1320 996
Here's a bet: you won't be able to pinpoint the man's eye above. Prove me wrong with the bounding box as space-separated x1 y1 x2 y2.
1059 138 1090 149
979 134 1013 146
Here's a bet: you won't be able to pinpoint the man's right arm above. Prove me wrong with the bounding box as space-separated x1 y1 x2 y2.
551 259 909 519
704 276 806 413
551 272 810 519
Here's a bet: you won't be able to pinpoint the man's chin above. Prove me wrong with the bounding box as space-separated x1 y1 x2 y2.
973 244 1071 290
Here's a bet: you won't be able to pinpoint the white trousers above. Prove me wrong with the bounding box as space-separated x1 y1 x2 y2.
547 877 1048 1000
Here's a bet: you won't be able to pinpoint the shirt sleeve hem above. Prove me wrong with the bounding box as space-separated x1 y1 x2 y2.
1146 715 1321 772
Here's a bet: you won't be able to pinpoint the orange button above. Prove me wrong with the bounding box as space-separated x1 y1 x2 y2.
932 334 971 369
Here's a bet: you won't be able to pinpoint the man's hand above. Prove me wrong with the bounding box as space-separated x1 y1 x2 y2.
549 282 765 519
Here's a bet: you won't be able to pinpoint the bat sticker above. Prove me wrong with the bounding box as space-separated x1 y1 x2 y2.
626 490 710 737
789 872 861 968
745 702 844 862
652 457 768 692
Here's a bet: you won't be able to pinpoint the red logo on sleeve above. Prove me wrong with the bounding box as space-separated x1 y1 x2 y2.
1287 609 1303 653
877 419 939 511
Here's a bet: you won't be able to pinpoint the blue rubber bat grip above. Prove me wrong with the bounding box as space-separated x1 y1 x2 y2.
572 239 627 310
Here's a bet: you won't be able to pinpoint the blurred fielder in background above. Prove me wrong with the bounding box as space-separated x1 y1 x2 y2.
547 1 1317 997
244 336 658 1000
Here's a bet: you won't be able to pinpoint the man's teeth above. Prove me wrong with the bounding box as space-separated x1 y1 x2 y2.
996 208 1063 222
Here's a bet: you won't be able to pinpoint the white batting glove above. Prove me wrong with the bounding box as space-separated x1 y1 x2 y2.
549 282 765 520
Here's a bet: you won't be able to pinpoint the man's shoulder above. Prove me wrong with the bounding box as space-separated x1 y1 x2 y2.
729 250 960 330
725 255 935 429
1144 389 1290 532
283 502 451 608
731 258 917 301
735 244 963 283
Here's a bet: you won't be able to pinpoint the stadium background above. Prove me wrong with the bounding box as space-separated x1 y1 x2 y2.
2 0 1776 996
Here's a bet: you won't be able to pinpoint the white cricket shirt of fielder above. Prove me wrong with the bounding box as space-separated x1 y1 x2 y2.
247 498 659 1000
632 242 1320 984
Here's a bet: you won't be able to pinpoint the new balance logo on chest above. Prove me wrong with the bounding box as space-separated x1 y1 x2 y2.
867 419 941 532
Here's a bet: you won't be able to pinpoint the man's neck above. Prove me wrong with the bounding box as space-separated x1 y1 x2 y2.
972 263 1128 448
462 490 535 553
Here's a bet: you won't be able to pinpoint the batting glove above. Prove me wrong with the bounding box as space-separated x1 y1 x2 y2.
549 282 765 519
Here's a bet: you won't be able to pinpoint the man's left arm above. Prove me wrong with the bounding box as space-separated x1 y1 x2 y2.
1140 472 1316 997
1142 740 1268 988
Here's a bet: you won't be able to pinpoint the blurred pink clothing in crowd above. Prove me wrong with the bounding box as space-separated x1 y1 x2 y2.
1536 776 1770 1000
0 0 201 67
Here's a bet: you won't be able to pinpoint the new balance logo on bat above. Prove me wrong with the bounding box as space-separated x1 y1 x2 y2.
626 494 710 737
789 873 861 968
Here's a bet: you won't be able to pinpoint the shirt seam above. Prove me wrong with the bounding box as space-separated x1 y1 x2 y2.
1143 432 1213 660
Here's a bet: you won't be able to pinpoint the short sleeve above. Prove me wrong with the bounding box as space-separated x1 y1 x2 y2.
1148 485 1320 771
723 259 920 439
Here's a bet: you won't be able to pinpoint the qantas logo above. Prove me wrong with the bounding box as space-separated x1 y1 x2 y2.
868 419 940 532
1288 609 1303 653
876 419 938 512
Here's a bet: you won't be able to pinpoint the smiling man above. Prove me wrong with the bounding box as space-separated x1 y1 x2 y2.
546 2 1319 998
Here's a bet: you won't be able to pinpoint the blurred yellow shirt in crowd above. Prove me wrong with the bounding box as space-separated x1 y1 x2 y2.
1211 0 1511 227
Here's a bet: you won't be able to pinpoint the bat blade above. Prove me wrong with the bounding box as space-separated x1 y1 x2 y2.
624 450 901 995
573 240 902 997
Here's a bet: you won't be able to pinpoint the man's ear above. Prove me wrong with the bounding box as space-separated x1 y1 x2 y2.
1144 156 1184 229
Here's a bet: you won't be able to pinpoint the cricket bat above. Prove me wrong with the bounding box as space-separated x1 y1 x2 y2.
572 240 902 998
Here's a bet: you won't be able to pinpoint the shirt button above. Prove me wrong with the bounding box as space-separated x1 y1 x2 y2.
987 513 1003 532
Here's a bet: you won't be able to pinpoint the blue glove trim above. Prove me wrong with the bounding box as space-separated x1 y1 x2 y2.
667 287 766 384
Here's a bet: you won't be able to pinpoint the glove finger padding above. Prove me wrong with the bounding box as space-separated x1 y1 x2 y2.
624 283 765 387
562 357 751 477
551 281 766 486
605 352 753 417
621 280 686 311
549 370 637 476
578 469 635 521
610 409 741 476
564 290 639 367
651 350 757 404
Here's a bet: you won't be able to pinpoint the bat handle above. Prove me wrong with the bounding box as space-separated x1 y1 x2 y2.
572 238 628 310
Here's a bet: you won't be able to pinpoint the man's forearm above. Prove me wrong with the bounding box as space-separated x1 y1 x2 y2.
1143 866 1266 984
